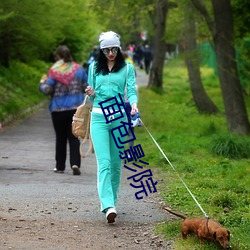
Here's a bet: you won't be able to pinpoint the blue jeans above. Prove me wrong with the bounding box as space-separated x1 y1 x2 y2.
90 111 127 212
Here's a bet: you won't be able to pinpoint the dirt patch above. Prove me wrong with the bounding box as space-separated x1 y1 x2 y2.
0 214 173 250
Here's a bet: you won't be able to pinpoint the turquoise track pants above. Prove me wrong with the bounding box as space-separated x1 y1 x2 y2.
90 111 128 212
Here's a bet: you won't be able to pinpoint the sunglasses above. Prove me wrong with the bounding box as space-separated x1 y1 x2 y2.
102 47 119 55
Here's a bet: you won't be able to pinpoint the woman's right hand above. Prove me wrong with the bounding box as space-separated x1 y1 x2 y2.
85 86 95 97
131 103 138 116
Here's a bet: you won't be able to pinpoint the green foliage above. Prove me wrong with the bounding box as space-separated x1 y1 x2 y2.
232 0 250 39
92 0 156 45
0 0 100 66
165 3 184 44
135 58 250 249
236 37 250 95
164 0 213 45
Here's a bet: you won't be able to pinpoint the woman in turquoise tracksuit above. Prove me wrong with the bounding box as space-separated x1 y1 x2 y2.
86 31 138 223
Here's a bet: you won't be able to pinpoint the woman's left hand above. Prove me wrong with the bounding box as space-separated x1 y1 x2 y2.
85 86 96 97
131 103 138 116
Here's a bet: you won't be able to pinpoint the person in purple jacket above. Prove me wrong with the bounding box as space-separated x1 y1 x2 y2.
39 45 88 175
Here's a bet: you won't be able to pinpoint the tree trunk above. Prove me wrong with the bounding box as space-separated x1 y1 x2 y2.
191 0 250 134
184 4 218 114
147 0 169 90
212 0 250 134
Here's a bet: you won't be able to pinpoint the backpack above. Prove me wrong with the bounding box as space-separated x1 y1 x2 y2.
72 95 94 158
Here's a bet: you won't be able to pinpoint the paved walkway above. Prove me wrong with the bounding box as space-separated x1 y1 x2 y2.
135 68 149 88
0 70 171 249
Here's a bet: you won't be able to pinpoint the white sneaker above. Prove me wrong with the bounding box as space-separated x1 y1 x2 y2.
53 168 64 173
105 207 117 223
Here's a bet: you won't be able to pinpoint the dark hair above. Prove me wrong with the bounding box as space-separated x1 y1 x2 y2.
54 45 73 63
95 48 126 75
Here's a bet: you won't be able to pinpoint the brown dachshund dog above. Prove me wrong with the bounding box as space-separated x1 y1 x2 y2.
162 207 231 249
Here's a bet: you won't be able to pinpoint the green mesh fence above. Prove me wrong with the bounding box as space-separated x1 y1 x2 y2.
198 41 217 75
198 40 250 94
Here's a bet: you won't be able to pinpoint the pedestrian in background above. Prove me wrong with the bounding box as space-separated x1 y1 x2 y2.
84 46 99 72
39 45 88 175
143 44 153 74
134 44 144 69
85 31 138 223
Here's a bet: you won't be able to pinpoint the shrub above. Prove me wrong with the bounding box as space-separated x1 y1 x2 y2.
210 135 250 158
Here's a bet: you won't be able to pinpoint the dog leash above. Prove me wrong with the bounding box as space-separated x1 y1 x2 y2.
139 118 209 218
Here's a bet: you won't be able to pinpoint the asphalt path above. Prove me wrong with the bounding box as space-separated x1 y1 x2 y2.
0 69 171 249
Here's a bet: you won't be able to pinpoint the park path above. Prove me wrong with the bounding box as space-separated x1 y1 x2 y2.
0 69 173 250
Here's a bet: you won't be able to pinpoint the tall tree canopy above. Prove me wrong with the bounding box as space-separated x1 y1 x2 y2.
91 0 155 47
0 0 99 67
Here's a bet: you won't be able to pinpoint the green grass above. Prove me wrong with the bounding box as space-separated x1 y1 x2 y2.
135 58 250 250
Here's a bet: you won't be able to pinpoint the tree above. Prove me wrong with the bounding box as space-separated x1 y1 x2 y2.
0 0 98 66
91 0 156 48
0 0 58 66
148 0 177 89
191 0 250 134
184 1 218 114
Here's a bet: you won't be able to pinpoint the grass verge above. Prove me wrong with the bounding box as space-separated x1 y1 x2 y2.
0 60 50 125
135 58 250 250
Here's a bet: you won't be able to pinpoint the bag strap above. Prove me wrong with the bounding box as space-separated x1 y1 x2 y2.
91 61 95 89
79 112 94 158
124 62 129 101
126 62 129 82
79 118 94 158
83 94 88 105
79 137 94 158
126 62 129 89
79 95 94 158
92 61 95 79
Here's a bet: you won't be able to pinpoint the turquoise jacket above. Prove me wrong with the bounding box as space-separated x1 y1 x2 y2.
87 62 138 108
